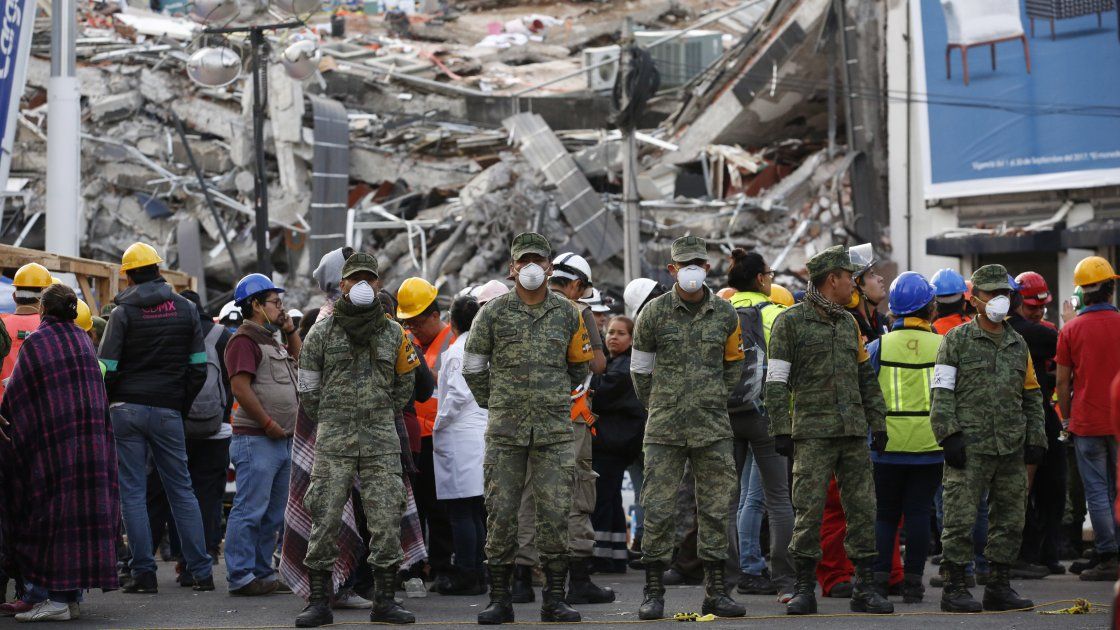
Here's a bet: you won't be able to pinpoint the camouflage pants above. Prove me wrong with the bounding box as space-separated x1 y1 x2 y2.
641 440 735 564
789 437 876 563
514 421 597 566
303 453 405 571
942 451 1026 565
484 440 573 565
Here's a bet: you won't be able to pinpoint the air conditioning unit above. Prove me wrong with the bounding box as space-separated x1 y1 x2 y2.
582 45 620 92
634 30 724 88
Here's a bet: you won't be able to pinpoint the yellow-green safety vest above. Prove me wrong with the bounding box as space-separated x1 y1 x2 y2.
878 326 943 454
729 291 785 346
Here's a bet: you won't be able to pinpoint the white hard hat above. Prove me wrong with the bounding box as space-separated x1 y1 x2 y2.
218 300 241 323
287 308 304 319
624 278 659 319
580 288 612 314
472 279 511 305
552 252 592 285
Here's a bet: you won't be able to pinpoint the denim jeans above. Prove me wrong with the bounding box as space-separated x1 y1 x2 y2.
1072 435 1119 554
112 403 212 579
736 455 766 575
224 434 291 591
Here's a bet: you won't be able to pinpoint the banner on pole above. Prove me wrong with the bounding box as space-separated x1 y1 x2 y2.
1 0 38 192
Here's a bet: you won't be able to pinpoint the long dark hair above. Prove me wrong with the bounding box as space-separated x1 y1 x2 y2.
727 248 767 293
41 284 79 322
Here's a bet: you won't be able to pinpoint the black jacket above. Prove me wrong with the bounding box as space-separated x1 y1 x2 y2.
100 277 207 413
590 350 646 458
1009 313 1061 439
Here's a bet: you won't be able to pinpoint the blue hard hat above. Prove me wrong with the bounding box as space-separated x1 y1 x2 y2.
930 268 967 297
234 273 284 305
1007 273 1020 292
889 271 936 316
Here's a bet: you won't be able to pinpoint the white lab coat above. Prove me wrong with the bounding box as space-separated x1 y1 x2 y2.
432 333 487 500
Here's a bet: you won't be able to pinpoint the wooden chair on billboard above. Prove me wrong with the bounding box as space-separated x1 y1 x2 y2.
941 0 1032 86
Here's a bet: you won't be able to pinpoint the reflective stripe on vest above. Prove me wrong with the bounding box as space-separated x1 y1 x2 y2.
414 323 457 438
878 327 942 454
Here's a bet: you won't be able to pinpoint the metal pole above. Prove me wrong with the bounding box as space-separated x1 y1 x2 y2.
620 18 641 283
46 0 80 256
250 28 272 276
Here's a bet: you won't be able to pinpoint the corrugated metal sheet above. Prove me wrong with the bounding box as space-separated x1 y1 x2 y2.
309 95 350 267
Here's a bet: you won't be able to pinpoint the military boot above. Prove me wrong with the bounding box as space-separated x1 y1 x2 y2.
786 560 817 615
700 561 746 618
638 561 666 621
982 563 1033 611
510 564 535 604
540 559 580 623
850 562 893 614
566 557 615 604
478 564 515 625
901 573 925 604
370 567 414 624
295 569 333 628
940 562 982 613
872 571 890 598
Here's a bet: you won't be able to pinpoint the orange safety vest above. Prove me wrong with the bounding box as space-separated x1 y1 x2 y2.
571 375 595 425
933 313 971 335
413 323 456 438
0 312 41 399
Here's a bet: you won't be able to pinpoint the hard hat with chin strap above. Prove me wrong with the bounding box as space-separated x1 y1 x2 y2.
552 252 592 285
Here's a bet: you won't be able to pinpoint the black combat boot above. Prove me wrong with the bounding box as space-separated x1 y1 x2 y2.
901 573 924 604
566 557 615 604
510 564 535 604
786 560 817 615
540 559 581 623
700 561 745 617
371 567 415 624
638 561 666 621
295 569 333 628
940 562 982 613
982 563 1033 611
850 561 893 614
872 571 890 598
478 564 515 625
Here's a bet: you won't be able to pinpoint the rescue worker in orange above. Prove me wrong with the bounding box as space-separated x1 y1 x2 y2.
931 269 971 335
0 264 50 398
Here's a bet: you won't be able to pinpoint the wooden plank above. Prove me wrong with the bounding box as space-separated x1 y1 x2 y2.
76 275 97 310
0 244 197 297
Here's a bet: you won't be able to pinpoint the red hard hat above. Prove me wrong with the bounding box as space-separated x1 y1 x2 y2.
1015 271 1052 306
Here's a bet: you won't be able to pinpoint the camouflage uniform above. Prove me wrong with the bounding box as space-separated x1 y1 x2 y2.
931 266 1047 567
462 234 593 568
763 246 887 565
297 253 419 572
630 237 745 565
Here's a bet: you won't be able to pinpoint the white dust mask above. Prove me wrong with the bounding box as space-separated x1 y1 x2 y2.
676 265 707 293
517 263 546 291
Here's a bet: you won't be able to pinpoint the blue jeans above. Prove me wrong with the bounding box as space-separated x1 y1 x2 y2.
1072 435 1119 554
112 403 212 579
224 435 291 591
736 455 766 575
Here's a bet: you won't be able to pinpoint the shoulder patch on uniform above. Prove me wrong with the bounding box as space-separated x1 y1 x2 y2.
724 319 745 361
568 311 594 363
396 332 421 374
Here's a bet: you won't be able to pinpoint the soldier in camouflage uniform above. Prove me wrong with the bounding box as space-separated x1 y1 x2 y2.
763 245 893 616
462 232 594 625
295 253 420 628
931 264 1047 613
629 236 746 620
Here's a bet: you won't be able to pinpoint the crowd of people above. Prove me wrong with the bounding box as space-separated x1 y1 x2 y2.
0 234 1116 625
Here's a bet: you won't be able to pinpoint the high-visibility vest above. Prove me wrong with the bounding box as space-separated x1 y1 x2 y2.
0 312 41 399
878 325 943 454
933 313 970 335
414 323 456 438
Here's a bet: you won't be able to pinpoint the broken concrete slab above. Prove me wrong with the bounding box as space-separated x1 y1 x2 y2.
90 92 143 123
349 147 480 191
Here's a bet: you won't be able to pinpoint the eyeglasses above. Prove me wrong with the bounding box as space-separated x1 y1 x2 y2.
761 270 776 279
264 298 283 308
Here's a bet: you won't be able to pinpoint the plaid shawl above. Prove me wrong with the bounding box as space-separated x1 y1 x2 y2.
0 317 119 591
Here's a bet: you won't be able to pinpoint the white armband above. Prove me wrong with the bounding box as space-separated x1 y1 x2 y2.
463 352 490 374
297 369 321 393
932 364 957 390
766 359 792 383
631 349 656 375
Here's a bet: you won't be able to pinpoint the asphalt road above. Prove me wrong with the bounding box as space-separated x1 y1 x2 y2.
1 560 1111 629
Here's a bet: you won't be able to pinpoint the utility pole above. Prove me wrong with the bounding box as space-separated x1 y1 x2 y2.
45 0 80 257
620 17 641 282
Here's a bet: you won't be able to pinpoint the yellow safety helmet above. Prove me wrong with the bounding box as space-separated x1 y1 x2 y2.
120 242 164 273
75 299 93 332
50 276 62 285
12 263 52 289
1073 256 1119 288
396 277 438 320
769 284 795 307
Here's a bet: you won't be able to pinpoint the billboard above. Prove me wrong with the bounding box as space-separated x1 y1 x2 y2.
913 0 1120 199
1 0 37 193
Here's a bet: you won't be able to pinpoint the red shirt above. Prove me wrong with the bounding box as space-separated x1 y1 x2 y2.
224 334 262 378
1055 306 1120 436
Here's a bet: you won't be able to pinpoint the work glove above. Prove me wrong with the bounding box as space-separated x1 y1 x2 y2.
941 432 967 470
1024 445 1047 466
263 418 289 440
870 431 889 454
774 434 794 459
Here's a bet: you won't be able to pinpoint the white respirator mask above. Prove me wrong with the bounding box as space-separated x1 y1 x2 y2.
517 263 546 291
980 295 1011 323
676 265 707 293
349 280 376 306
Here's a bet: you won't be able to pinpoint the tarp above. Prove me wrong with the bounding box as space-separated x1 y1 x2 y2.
0 0 38 193
913 0 1120 199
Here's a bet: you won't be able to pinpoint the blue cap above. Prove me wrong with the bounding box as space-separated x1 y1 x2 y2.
930 268 967 297
1007 273 1020 292
234 273 284 305
889 271 936 316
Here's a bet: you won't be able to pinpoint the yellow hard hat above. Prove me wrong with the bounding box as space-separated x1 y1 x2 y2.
769 284 795 307
846 290 860 310
396 277 438 320
716 287 736 301
120 242 163 273
75 299 93 332
50 276 62 285
1073 256 1119 288
12 263 52 289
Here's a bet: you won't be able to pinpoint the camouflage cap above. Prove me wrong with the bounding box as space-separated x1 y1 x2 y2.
806 245 862 280
971 264 1011 292
510 232 551 260
671 236 708 263
342 252 379 278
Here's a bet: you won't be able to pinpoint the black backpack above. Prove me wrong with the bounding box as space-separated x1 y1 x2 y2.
727 302 770 413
